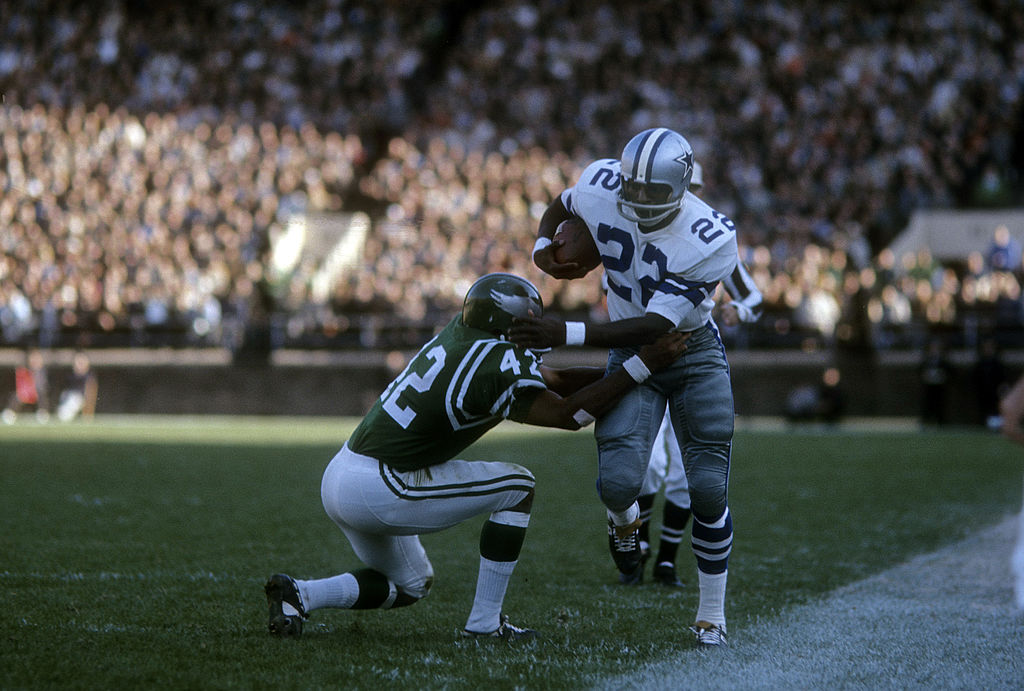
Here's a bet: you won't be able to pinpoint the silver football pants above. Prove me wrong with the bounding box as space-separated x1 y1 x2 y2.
595 323 733 519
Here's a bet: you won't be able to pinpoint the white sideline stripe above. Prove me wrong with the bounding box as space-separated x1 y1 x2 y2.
600 513 1024 690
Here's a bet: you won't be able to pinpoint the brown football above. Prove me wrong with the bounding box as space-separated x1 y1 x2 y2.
552 217 601 274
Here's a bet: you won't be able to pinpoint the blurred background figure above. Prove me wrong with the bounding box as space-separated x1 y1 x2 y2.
987 224 1022 273
783 367 845 424
56 351 99 422
817 367 845 424
919 338 952 427
2 348 50 423
973 336 1008 430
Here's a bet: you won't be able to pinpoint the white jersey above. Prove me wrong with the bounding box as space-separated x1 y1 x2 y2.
562 158 738 331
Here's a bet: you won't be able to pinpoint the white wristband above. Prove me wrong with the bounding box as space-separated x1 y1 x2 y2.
564 321 586 346
533 236 552 257
733 302 754 323
572 409 596 427
622 355 652 383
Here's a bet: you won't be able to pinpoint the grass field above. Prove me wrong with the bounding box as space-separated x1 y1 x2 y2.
2 417 1021 689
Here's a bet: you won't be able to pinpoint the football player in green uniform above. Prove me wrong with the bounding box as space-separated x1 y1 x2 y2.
265 273 687 641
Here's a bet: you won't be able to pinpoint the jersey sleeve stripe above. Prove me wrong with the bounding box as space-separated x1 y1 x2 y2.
490 380 545 417
445 341 494 430
725 266 751 299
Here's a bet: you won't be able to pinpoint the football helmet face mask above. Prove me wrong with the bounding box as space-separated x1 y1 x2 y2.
461 273 543 339
617 128 694 229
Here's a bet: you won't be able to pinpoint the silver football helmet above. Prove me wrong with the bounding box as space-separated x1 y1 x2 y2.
690 161 704 193
461 273 543 338
617 128 694 228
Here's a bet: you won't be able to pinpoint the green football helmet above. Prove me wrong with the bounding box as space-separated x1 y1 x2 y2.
461 273 543 338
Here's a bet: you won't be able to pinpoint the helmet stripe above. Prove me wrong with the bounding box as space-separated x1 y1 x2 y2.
629 129 657 181
634 127 670 183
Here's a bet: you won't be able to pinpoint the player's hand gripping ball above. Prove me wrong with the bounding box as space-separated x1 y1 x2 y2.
552 218 601 275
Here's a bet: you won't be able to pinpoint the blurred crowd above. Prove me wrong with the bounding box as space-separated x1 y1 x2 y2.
1 0 1023 354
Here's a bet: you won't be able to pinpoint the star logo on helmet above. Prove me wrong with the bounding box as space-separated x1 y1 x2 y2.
674 150 694 180
490 289 539 317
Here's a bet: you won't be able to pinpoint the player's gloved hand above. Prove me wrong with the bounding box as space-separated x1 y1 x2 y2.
534 243 591 280
509 314 566 349
638 332 690 371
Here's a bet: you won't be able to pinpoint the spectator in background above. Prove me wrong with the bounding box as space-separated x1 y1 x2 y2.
2 348 50 423
988 224 1022 273
0 286 35 345
0 1 1021 352
56 351 98 422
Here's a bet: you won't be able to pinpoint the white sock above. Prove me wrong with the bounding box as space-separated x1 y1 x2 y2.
695 569 728 629
297 573 359 611
607 501 640 528
464 557 517 633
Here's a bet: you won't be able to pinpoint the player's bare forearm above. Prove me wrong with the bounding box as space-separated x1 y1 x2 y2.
522 333 688 430
1000 376 1024 446
585 315 677 347
510 313 676 350
537 198 570 241
540 366 606 397
534 198 587 279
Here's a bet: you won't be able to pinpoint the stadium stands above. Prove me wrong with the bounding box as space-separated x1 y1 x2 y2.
0 0 1021 354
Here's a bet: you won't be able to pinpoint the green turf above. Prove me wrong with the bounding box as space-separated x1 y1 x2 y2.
2 418 1021 689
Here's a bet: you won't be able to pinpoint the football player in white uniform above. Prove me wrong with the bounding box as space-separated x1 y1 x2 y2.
264 273 687 642
636 162 763 589
511 128 739 646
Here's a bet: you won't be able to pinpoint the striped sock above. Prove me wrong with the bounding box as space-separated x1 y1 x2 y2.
691 507 733 574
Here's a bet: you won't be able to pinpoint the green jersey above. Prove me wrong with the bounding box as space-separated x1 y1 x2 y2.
347 316 547 471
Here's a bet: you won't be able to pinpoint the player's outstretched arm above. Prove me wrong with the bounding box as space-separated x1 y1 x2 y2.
1000 376 1024 447
540 366 606 398
510 312 676 351
519 333 688 430
532 197 591 280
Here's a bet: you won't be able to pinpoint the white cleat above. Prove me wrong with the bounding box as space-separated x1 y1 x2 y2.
689 620 727 647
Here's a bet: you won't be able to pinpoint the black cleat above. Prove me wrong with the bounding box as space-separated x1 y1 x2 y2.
653 562 684 587
617 562 644 585
265 573 307 638
608 518 644 581
460 614 537 643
